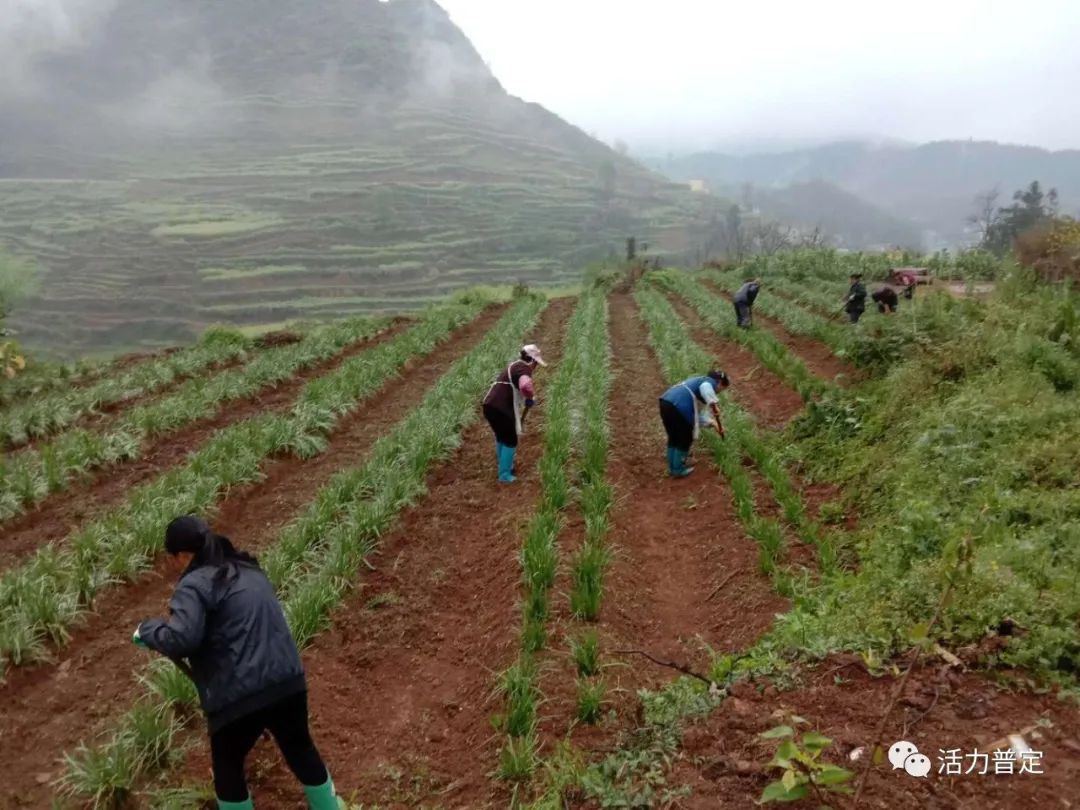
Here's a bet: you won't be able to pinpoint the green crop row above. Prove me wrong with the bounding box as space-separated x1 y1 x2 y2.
0 317 392 523
497 290 614 784
655 271 837 398
634 285 829 587
0 357 110 410
0 299 490 672
0 329 255 447
699 269 856 370
59 294 548 806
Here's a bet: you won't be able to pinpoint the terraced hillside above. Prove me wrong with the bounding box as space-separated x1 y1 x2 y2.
1 0 716 357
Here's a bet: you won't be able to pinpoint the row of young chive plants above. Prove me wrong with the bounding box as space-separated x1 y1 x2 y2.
0 328 255 447
59 294 549 808
0 355 111 410
0 298 490 672
759 274 845 318
0 316 392 523
702 269 855 361
634 286 834 590
652 271 834 398
497 290 614 786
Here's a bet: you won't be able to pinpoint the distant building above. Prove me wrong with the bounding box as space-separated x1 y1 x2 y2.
686 179 708 193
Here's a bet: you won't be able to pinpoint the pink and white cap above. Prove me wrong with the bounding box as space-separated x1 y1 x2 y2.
522 344 547 366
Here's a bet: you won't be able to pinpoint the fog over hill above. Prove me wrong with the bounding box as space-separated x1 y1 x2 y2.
655 140 1080 249
1 0 718 355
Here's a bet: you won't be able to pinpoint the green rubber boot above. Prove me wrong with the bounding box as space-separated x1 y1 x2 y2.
217 797 254 810
303 776 344 810
498 444 517 483
671 449 694 478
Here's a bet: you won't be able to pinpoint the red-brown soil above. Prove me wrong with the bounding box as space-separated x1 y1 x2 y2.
170 297 575 809
672 658 1080 808
0 321 414 570
0 306 505 810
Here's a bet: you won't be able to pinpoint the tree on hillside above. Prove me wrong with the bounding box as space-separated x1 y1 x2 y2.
967 187 1000 246
981 181 1059 255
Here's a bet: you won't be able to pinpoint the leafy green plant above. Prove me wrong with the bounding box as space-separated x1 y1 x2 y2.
576 677 606 724
758 719 853 804
570 631 600 676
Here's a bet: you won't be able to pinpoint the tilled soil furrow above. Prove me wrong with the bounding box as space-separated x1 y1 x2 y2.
602 293 785 668
0 307 504 809
700 279 857 383
0 320 413 569
178 298 575 809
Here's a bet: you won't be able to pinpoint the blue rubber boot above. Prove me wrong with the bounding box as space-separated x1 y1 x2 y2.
218 797 254 810
496 440 504 471
498 444 517 483
303 776 344 810
671 449 694 478
666 446 677 476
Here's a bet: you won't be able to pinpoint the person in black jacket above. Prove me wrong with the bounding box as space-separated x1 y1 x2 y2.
733 278 761 328
871 285 899 314
844 273 867 323
134 516 340 810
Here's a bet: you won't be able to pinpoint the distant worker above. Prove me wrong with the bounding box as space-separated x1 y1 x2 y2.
482 344 546 482
871 285 899 314
733 278 762 328
893 269 917 299
134 516 341 810
843 273 867 323
658 370 730 477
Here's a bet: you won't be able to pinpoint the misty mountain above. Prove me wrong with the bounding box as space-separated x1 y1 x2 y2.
657 140 1080 247
740 180 922 250
1 0 716 355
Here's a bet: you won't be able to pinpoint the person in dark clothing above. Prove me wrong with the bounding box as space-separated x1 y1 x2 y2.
732 279 762 328
134 516 340 810
658 370 730 477
871 286 899 314
482 343 546 482
844 274 867 323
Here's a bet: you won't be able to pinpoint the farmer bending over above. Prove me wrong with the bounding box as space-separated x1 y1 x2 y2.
482 343 546 482
134 516 341 810
658 370 729 477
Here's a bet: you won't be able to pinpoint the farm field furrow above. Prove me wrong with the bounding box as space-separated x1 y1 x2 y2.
699 276 857 384
0 318 406 555
184 297 575 808
0 301 510 809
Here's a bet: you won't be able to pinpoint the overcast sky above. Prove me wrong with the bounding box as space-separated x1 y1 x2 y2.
438 0 1080 153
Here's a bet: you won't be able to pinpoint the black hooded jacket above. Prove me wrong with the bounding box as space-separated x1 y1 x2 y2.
734 281 761 305
138 561 306 733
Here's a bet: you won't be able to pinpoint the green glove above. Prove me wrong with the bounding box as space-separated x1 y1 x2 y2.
132 625 147 649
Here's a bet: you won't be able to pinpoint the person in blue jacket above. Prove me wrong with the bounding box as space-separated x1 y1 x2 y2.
658 370 730 477
134 516 341 810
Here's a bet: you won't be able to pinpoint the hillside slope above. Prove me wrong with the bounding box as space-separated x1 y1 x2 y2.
658 140 1080 247
0 0 715 356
